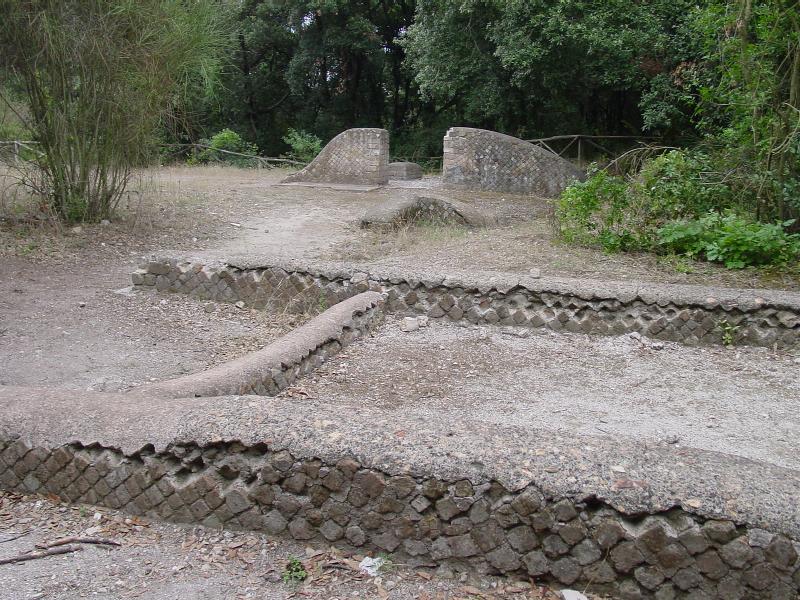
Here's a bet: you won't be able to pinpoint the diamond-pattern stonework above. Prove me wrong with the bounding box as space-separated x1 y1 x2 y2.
1 438 797 599
282 128 389 185
442 127 584 196
132 260 799 350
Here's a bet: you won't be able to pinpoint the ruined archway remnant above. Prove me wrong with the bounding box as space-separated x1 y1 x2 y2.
442 127 584 196
282 128 389 186
359 195 495 230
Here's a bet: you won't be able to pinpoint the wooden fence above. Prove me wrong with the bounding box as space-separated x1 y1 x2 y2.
525 134 658 164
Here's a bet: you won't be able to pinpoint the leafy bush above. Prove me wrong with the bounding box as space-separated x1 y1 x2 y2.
282 128 322 163
556 168 639 253
637 150 734 217
556 150 743 254
657 212 800 269
195 128 259 167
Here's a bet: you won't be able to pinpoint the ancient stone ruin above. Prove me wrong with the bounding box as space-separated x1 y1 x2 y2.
442 127 584 196
282 128 389 186
359 196 495 230
388 161 423 180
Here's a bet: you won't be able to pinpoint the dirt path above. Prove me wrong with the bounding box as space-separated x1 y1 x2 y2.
0 491 571 600
83 165 799 290
288 318 800 471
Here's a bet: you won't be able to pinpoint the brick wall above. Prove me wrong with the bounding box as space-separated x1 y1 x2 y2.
442 127 584 196
282 128 389 185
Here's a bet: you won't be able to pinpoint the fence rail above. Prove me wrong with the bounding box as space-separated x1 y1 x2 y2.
0 140 42 163
165 143 307 167
525 134 658 163
0 140 307 168
2 134 659 168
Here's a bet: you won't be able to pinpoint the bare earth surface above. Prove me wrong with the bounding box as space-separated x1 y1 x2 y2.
0 491 568 600
288 319 800 471
1 166 799 598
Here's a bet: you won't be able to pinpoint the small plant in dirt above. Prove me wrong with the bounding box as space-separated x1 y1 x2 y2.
282 128 322 164
194 129 260 168
282 556 307 584
376 553 395 573
316 293 329 313
657 212 800 269
719 319 740 347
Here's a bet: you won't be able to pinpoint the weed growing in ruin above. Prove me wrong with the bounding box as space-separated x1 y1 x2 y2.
719 319 740 347
317 293 329 313
282 556 307 584
376 553 395 573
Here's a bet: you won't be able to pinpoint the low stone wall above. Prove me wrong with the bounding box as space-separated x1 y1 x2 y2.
1 435 797 599
359 196 494 230
388 161 423 180
442 127 584 196
135 292 383 399
282 128 389 185
132 259 800 349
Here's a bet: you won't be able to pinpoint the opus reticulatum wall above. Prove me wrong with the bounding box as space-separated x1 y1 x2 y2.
131 259 800 349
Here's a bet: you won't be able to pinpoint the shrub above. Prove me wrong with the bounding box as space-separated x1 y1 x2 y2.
657 212 800 269
637 150 734 217
556 168 653 253
556 149 745 255
195 129 259 167
282 128 322 163
0 0 228 222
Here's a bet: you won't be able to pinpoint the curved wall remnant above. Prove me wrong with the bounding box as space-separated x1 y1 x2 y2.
282 128 389 185
442 127 584 196
359 196 495 230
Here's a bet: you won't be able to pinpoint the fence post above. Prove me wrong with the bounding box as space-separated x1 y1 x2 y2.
577 137 582 165
13 141 19 165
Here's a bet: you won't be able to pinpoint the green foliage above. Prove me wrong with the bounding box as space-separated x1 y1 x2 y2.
402 0 695 136
195 129 259 167
282 557 307 584
183 0 417 156
556 169 637 253
718 319 740 347
281 128 322 164
555 142 800 268
657 212 800 269
685 1 800 222
0 0 230 222
637 150 734 217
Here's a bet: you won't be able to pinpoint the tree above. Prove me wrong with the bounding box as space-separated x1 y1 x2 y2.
401 0 697 138
195 1 421 156
0 0 229 222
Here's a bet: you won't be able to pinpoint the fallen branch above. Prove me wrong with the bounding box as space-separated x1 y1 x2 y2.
36 536 121 549
0 544 82 565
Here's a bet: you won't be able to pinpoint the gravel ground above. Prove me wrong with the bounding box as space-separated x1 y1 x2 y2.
1 165 798 598
286 318 800 471
0 255 307 391
0 491 574 600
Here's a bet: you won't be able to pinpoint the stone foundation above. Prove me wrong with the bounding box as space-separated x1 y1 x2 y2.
1 437 797 599
282 128 389 185
442 127 584 196
388 161 423 180
359 196 495 230
132 259 800 349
